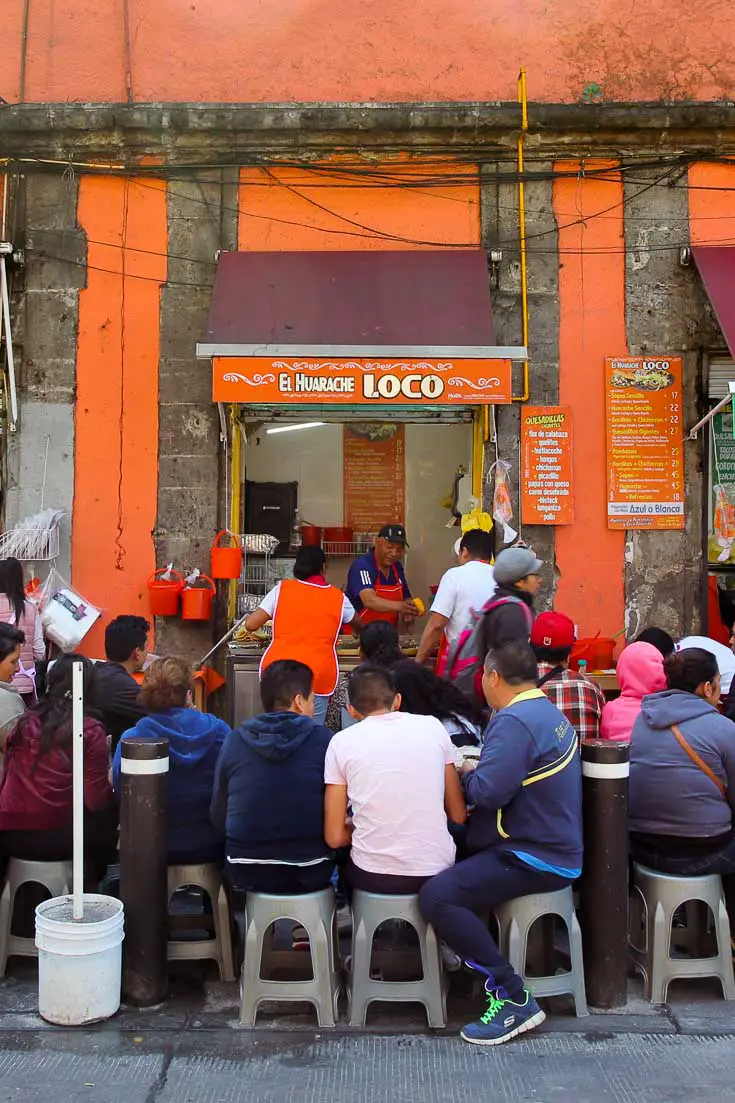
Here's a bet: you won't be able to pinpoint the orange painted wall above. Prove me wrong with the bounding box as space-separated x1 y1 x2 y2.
1 0 732 105
73 177 167 656
238 165 480 251
553 164 627 637
688 163 735 246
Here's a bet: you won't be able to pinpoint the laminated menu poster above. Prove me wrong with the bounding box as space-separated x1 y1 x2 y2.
343 423 406 533
521 406 574 525
605 356 684 530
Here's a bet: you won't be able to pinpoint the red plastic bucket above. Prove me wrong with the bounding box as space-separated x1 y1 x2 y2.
211 530 243 580
570 635 616 672
147 568 184 617
181 575 216 621
301 523 323 547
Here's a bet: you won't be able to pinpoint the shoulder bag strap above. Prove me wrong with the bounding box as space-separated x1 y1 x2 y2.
671 723 727 798
537 664 564 689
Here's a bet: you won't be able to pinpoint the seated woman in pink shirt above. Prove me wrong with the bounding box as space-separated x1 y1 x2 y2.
600 641 666 742
324 664 466 894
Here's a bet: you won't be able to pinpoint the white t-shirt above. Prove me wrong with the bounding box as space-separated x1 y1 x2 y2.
259 581 355 624
677 636 735 694
430 560 497 643
324 711 456 877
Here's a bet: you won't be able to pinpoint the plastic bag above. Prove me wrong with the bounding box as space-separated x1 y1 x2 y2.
492 460 519 544
38 568 101 651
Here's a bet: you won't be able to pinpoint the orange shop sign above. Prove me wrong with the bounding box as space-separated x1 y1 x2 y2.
212 357 513 404
521 406 574 525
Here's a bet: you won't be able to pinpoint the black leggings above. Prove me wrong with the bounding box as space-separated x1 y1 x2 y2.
1 807 119 884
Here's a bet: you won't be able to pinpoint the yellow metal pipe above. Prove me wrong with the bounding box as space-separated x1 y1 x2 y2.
227 405 242 622
513 67 530 403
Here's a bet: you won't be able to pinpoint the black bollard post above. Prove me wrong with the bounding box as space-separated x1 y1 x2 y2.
580 739 630 1009
119 734 169 1006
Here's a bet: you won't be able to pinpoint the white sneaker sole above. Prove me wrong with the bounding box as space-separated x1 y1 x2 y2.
460 1008 546 1046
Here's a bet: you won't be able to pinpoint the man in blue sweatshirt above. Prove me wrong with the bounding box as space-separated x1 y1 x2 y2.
210 659 335 893
419 640 582 1046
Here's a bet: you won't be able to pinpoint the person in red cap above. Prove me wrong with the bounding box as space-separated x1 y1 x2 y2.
530 612 606 740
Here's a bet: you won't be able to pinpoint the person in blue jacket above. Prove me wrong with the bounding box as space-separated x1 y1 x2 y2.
419 640 582 1047
113 656 229 863
210 659 334 894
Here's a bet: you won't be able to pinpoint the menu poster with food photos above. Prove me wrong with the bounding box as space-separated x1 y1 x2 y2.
605 356 685 530
343 424 406 534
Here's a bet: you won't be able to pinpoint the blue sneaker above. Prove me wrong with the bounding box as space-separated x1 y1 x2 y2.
460 985 545 1046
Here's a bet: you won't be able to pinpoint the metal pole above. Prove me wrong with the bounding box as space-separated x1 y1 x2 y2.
71 661 84 920
119 735 169 1006
580 739 630 1009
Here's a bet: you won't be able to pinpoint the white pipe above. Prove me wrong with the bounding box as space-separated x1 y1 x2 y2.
0 257 18 432
72 661 84 920
688 389 734 440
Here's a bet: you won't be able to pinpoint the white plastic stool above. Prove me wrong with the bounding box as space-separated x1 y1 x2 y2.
240 889 340 1027
495 886 588 1016
630 864 735 1003
0 858 72 976
348 891 447 1028
167 864 236 982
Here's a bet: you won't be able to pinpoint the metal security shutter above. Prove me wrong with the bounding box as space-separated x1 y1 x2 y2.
708 358 735 401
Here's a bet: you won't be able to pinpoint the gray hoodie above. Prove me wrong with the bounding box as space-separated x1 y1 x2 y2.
630 689 735 838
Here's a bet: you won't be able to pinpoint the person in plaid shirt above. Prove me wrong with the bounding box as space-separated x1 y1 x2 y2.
530 612 606 739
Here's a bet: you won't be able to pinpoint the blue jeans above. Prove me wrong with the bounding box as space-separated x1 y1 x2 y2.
313 693 330 726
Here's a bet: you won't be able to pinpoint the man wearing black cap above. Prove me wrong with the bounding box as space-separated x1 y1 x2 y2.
346 524 418 628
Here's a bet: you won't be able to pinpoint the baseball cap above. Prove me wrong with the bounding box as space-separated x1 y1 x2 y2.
531 612 576 650
378 524 409 547
493 547 544 586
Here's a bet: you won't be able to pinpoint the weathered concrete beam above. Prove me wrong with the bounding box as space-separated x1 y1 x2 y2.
1 102 735 161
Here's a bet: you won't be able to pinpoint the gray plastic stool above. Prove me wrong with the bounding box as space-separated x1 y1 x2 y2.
348 891 447 1028
495 886 588 1016
240 888 339 1027
167 864 236 982
0 858 72 975
630 863 735 1003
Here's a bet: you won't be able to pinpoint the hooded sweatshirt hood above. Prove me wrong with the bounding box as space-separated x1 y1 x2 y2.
132 708 225 768
599 641 667 742
617 642 667 698
639 687 717 730
238 710 318 762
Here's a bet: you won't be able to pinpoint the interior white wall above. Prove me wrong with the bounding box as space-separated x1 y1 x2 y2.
243 421 474 615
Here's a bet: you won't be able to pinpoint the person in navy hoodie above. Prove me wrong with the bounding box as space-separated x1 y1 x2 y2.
210 659 334 893
113 656 229 863
419 640 582 1047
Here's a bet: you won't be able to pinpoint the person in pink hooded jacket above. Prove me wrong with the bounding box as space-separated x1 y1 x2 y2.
600 641 666 742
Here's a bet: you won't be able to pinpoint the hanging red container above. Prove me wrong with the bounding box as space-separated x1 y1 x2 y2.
181 575 216 621
147 568 184 617
211 530 243 580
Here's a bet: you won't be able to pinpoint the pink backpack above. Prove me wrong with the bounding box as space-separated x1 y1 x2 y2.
445 595 534 706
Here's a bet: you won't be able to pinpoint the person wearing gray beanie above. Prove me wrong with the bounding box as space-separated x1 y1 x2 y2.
479 547 543 659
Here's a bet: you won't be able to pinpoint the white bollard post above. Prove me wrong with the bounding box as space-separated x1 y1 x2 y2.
72 660 84 921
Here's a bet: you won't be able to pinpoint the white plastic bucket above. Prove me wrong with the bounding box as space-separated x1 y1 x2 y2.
35 894 124 1025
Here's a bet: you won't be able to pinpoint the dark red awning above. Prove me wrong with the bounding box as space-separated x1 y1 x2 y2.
692 246 735 357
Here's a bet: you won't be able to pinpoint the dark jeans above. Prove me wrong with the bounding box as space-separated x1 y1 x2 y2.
631 835 735 931
419 848 572 999
226 859 335 895
345 856 429 896
1 807 119 884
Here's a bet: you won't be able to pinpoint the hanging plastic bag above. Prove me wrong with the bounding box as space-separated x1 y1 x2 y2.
492 460 518 544
37 568 101 651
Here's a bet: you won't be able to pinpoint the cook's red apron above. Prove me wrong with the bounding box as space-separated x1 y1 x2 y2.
361 562 404 626
434 634 450 676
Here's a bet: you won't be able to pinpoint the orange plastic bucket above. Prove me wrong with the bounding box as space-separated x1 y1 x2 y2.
147 568 184 617
211 530 243 580
570 635 616 672
181 575 216 621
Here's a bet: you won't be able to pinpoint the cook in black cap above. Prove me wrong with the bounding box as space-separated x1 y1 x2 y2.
346 524 419 628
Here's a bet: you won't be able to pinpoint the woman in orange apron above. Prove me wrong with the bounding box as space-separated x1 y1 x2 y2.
245 546 361 726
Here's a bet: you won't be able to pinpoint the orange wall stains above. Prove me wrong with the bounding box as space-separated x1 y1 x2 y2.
73 177 167 656
688 163 735 245
553 164 627 638
1 0 732 105
238 165 480 251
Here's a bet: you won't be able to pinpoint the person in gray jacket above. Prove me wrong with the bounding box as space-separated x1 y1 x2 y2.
0 623 25 752
629 647 735 925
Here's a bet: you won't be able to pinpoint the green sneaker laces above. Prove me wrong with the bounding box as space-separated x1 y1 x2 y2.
479 990 507 1025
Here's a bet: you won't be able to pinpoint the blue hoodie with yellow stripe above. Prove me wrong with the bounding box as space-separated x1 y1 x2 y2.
464 690 583 875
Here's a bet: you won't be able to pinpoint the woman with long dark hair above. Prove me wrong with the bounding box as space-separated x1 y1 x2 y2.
246 545 362 726
326 620 404 731
629 647 735 924
0 654 116 879
391 659 485 746
0 557 45 703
